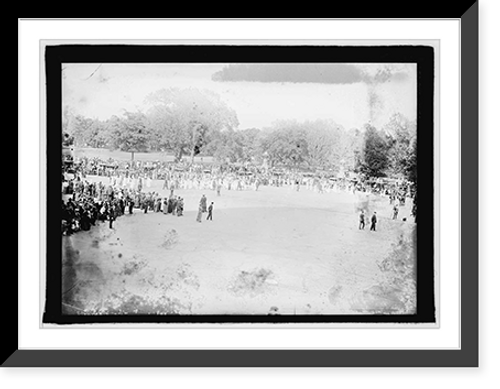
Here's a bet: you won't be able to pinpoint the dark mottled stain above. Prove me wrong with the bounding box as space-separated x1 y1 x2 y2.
62 236 105 311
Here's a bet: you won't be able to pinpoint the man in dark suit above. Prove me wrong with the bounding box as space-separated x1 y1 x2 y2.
370 212 377 231
108 204 116 229
155 197 162 213
359 210 365 230
142 194 148 214
167 196 173 214
207 202 213 221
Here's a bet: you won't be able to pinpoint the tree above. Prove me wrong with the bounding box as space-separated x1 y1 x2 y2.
383 113 417 178
406 138 417 186
62 105 75 135
105 111 149 160
261 121 309 168
235 128 263 164
346 128 365 173
304 121 336 168
203 128 238 163
359 124 390 178
258 119 363 172
203 127 264 164
66 114 93 147
66 114 108 148
145 88 239 163
302 119 349 171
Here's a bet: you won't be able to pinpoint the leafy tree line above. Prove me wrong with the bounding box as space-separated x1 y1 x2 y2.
64 87 416 183
64 87 239 163
358 113 417 183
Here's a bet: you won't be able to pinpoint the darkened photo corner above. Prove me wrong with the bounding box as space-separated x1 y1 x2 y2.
43 44 435 324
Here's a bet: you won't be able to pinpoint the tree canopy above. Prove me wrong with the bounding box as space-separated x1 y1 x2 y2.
145 88 239 162
106 111 150 160
358 124 390 178
63 87 416 183
384 113 417 178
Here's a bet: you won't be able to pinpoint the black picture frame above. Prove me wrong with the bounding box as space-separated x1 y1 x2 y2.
8 10 478 367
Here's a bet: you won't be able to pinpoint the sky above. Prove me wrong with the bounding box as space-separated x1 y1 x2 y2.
62 63 417 131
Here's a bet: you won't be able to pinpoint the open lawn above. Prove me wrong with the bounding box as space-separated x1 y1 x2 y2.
62 175 416 316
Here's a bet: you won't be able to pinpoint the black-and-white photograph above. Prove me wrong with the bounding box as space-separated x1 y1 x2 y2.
45 44 435 323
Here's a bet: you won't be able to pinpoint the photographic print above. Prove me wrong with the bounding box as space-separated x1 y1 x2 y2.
43 44 436 324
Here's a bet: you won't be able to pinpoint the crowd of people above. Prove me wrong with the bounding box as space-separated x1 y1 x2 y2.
73 156 414 199
62 154 416 235
61 169 187 235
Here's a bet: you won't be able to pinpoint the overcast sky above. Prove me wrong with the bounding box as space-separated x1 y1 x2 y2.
62 63 417 130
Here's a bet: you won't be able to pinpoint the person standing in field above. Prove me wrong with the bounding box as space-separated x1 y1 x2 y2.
108 204 116 229
200 194 207 213
142 194 148 214
370 212 377 231
171 196 178 216
196 203 203 223
359 210 365 230
392 204 399 220
207 202 213 221
177 197 184 216
167 192 175 214
127 197 134 214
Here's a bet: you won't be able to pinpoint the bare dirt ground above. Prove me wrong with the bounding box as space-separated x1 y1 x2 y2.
62 177 416 316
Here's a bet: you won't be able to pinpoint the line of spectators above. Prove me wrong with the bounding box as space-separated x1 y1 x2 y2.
63 154 416 234
62 170 188 235
74 156 413 197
